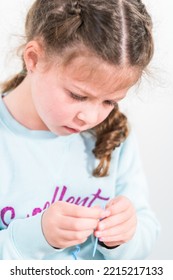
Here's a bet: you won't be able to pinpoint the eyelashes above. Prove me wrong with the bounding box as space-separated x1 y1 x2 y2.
104 100 117 107
69 92 117 107
70 92 87 101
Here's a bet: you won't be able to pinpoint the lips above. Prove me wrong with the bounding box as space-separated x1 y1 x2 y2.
63 126 81 133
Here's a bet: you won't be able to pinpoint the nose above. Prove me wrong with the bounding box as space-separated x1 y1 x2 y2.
77 106 99 126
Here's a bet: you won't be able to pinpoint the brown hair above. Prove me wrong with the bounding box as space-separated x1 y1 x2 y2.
1 0 153 177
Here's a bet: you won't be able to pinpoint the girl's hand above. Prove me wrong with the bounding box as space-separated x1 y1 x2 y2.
95 196 137 248
41 201 109 249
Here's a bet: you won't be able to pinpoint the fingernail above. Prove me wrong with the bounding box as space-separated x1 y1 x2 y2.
99 237 104 241
101 210 110 218
95 231 101 237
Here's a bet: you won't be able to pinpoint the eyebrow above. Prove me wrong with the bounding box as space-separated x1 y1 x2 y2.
73 85 126 102
74 85 96 98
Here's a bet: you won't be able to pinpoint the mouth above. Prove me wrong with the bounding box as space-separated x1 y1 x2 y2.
63 126 81 134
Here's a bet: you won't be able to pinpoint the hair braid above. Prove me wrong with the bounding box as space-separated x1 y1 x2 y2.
1 60 27 94
92 105 128 177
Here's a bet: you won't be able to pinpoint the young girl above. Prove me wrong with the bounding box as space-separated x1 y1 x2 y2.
0 0 159 260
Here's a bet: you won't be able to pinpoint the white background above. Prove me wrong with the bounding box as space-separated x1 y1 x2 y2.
0 0 173 259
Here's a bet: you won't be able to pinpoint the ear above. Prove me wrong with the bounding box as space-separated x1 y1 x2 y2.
23 41 44 73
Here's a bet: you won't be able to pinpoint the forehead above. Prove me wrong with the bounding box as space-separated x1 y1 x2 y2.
60 55 140 96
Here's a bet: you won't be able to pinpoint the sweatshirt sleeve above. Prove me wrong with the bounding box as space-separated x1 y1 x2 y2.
0 213 64 259
97 131 160 260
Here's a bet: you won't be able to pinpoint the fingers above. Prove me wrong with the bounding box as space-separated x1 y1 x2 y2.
95 215 136 240
98 205 135 231
56 201 110 220
54 229 93 248
42 198 136 249
61 229 93 241
94 196 137 247
42 201 110 249
105 196 133 215
98 226 136 243
97 211 131 231
57 215 99 231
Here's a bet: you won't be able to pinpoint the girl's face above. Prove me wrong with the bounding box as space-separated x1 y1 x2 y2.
29 54 139 136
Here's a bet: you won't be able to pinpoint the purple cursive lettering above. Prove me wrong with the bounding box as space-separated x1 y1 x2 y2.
0 185 110 228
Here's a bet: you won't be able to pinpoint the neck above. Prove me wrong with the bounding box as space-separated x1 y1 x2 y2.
2 76 48 131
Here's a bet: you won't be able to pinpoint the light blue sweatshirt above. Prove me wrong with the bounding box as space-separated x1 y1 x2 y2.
0 94 160 259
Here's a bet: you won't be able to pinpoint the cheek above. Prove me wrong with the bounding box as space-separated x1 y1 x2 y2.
43 98 76 124
32 84 63 116
49 106 69 120
98 107 113 124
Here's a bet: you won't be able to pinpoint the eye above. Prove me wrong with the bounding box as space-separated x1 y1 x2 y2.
70 92 87 102
104 100 117 107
